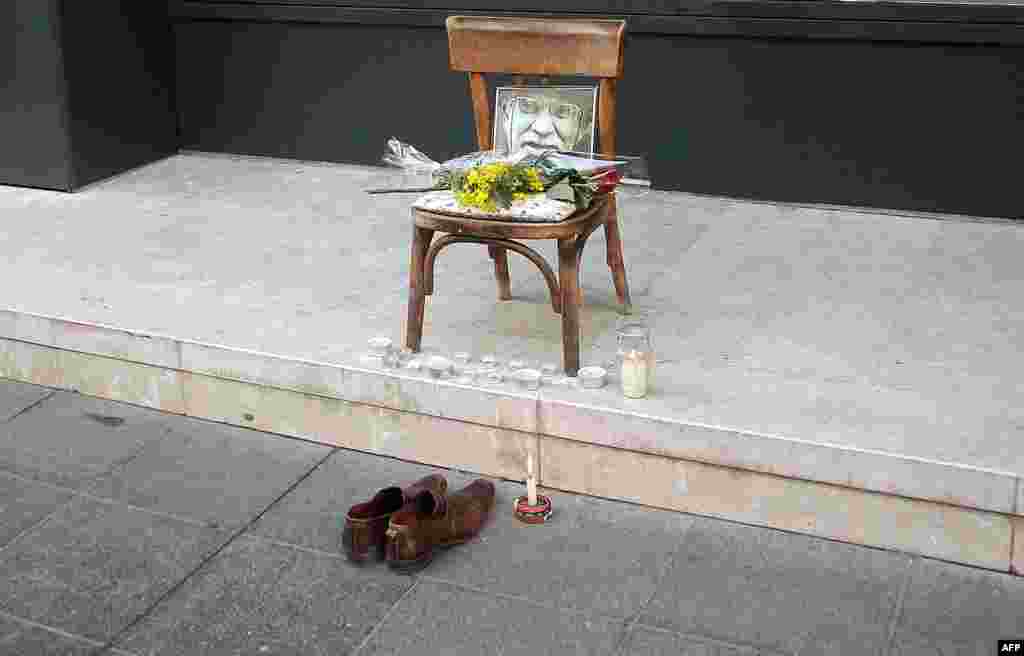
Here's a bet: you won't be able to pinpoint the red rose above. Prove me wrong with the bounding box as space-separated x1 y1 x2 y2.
593 168 622 193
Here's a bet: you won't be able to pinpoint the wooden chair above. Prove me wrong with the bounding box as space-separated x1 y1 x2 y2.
405 15 632 377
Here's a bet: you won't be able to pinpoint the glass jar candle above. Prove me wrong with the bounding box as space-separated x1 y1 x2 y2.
616 322 654 398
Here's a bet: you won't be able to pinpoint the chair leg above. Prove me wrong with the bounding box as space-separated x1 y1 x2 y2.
405 226 434 352
558 237 581 377
488 245 513 300
575 251 585 308
604 197 632 314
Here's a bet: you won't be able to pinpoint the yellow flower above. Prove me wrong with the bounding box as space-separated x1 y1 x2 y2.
452 162 547 211
517 167 543 193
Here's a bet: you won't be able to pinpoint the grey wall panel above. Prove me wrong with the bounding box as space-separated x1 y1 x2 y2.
174 18 1023 217
626 35 1023 216
171 1 1024 45
60 1 179 189
175 21 476 164
0 0 73 190
2 1 180 192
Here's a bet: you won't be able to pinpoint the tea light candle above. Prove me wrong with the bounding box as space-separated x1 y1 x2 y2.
427 356 453 379
516 368 541 391
480 370 503 386
621 350 649 398
578 366 607 389
367 337 393 357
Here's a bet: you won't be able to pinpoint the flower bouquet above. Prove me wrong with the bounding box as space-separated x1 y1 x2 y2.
447 161 546 212
367 138 627 214
529 154 624 211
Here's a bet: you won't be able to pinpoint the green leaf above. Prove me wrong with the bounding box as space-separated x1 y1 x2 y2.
573 185 594 211
545 179 575 204
494 188 514 209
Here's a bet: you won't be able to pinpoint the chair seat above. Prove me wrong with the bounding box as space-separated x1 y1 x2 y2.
412 194 610 241
413 189 577 224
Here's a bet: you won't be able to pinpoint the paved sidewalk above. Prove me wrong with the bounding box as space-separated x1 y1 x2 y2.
0 377 1021 656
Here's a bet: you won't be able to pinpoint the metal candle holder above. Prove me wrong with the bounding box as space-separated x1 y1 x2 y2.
514 452 551 524
513 494 553 524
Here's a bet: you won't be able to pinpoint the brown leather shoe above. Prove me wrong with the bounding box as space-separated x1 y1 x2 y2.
385 478 496 573
342 474 447 562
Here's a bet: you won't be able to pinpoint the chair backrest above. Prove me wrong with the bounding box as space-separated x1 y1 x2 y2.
446 16 626 158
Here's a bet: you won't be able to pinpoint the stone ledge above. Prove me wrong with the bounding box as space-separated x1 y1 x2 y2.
183 372 535 482
0 331 1021 574
0 309 55 346
537 386 1019 515
1 308 1021 519
540 434 1015 572
1012 515 1023 576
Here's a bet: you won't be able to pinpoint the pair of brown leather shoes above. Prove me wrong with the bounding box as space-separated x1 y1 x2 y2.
343 474 496 572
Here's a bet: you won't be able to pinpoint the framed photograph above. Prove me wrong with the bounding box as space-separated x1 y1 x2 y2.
493 86 598 157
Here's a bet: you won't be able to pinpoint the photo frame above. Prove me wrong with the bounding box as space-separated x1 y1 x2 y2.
493 86 598 157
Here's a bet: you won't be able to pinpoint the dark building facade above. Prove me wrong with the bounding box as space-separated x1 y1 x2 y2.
3 1 1022 218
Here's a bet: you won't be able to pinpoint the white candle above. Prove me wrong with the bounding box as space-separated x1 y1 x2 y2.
621 350 648 398
526 452 537 505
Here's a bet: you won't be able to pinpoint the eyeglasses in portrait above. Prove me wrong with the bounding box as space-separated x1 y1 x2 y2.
493 86 598 157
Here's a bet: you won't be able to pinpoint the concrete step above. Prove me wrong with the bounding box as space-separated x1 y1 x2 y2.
2 308 1020 575
2 152 1021 576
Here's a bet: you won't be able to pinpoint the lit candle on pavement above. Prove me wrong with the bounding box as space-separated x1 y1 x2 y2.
527 452 538 505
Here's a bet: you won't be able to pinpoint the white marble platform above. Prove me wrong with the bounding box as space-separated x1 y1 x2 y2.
2 152 1023 571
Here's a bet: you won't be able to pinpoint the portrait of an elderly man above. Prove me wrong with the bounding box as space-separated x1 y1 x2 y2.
494 87 596 157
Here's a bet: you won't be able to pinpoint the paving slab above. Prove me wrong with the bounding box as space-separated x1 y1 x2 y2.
0 378 51 423
0 391 172 491
889 557 1024 655
353 578 626 656
639 516 912 655
0 613 102 656
422 480 694 619
0 472 74 549
114 534 411 656
249 447 478 554
0 496 228 643
87 413 330 529
618 625 780 656
0 381 1020 654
